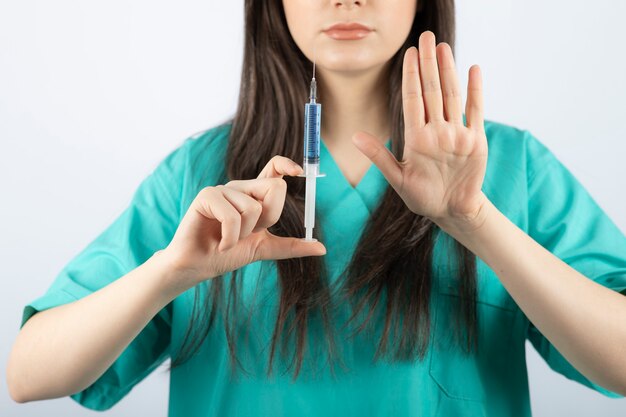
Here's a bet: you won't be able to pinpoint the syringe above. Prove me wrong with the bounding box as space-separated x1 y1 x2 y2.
297 58 325 242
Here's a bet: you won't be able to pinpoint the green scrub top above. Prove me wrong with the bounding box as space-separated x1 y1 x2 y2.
21 120 626 416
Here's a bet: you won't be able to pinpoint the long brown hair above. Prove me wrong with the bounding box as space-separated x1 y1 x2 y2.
169 0 477 380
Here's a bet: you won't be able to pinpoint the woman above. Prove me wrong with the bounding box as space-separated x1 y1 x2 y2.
7 0 626 416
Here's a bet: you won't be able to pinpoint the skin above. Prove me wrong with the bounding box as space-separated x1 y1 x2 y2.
7 0 626 404
283 0 418 186
284 0 626 396
7 157 321 403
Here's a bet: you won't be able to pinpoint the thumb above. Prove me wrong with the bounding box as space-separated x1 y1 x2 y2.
255 233 327 261
352 131 402 189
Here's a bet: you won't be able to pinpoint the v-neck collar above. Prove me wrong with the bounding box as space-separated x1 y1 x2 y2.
318 136 392 214
315 137 392 279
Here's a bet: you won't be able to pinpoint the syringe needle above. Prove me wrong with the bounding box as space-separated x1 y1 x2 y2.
313 42 316 80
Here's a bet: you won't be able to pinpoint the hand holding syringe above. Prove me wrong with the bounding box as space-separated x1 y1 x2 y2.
297 54 325 242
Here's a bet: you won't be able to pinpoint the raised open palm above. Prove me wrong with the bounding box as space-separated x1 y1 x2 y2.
352 31 489 227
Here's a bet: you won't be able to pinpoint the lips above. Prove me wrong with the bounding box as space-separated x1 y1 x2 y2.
323 22 372 40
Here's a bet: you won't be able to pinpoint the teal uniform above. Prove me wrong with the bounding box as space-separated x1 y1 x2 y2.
21 120 626 416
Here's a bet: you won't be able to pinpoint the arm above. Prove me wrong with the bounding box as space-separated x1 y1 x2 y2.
438 197 626 396
352 31 626 396
6 250 184 403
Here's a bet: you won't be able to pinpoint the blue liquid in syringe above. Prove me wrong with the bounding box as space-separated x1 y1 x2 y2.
303 100 321 165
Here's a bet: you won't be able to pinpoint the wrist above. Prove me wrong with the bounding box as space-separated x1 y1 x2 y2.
146 249 195 303
433 193 493 238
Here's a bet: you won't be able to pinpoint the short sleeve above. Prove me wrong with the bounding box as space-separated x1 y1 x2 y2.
524 132 626 398
20 137 191 410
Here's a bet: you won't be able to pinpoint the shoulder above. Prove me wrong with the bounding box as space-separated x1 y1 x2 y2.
482 118 557 182
484 118 536 159
182 120 233 177
150 121 233 184
186 121 233 146
178 121 234 206
183 121 233 159
481 119 564 222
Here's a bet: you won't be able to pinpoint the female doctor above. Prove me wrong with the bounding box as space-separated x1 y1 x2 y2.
8 0 626 416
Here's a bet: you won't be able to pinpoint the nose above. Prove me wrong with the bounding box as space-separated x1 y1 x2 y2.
333 0 365 8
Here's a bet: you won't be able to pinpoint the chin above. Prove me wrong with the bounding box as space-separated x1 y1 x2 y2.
319 50 384 73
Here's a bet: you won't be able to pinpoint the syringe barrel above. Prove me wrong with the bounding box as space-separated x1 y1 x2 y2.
303 102 321 165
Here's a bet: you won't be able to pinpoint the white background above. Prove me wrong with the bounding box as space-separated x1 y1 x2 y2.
1 0 625 415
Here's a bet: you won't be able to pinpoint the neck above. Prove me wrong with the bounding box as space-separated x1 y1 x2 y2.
317 63 392 147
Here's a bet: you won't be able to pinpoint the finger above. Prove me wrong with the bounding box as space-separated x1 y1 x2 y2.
224 177 287 230
352 131 403 190
402 46 425 131
465 65 484 131
257 155 303 179
255 233 326 261
216 185 263 240
436 42 463 124
195 188 241 252
418 31 444 123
